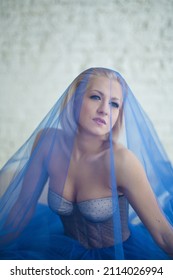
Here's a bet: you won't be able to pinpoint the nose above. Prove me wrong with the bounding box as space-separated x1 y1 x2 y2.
97 101 109 116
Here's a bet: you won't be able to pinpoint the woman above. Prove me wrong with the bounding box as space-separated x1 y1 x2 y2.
0 67 173 260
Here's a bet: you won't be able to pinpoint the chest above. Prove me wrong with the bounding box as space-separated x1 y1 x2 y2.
47 149 112 202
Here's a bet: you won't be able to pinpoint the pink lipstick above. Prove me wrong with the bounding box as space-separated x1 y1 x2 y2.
93 118 106 125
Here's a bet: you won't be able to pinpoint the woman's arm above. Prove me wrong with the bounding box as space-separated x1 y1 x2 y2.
117 148 173 258
0 130 50 246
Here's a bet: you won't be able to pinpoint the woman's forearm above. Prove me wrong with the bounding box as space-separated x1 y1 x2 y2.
161 227 173 258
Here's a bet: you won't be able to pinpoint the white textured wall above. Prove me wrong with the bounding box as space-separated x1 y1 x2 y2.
0 0 173 167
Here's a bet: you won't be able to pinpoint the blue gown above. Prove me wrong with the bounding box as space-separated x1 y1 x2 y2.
0 192 172 260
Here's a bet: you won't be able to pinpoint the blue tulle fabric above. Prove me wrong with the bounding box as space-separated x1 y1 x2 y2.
0 68 172 260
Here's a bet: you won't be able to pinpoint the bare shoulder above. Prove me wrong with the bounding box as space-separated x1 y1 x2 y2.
113 143 147 190
104 142 142 170
114 143 141 168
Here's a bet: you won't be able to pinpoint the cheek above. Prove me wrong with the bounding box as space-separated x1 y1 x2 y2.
80 101 94 117
79 103 91 124
110 110 120 126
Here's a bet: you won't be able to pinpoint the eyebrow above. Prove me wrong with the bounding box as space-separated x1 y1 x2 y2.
92 90 121 101
111 97 121 101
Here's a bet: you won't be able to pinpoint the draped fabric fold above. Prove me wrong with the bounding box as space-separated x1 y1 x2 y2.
0 67 172 260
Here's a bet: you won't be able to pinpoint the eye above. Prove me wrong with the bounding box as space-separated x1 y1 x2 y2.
110 101 119 108
90 95 101 100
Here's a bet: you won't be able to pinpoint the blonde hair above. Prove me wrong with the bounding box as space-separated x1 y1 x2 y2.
60 67 126 141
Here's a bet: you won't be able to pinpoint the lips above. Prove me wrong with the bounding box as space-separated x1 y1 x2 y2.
93 117 106 125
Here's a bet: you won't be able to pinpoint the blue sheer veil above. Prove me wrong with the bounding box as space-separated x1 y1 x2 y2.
0 67 172 260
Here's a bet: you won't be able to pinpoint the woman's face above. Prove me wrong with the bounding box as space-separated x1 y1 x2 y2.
78 76 123 137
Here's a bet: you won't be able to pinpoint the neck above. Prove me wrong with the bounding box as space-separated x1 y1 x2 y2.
73 130 108 160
